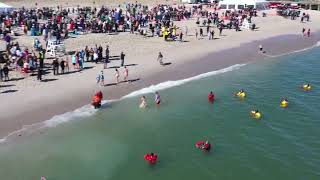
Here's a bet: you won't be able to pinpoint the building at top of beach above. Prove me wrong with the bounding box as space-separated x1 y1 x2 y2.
299 0 320 10
218 0 269 10
0 2 14 13
180 0 217 3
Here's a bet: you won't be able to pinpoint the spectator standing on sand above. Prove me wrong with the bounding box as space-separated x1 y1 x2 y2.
60 59 65 74
97 70 104 86
124 66 129 82
219 25 223 36
195 29 198 40
307 29 311 37
0 64 3 82
85 46 89 62
179 32 183 42
302 28 306 36
65 56 70 73
120 52 125 67
104 46 109 69
210 29 215 40
115 68 120 84
72 54 76 69
37 67 42 81
105 45 109 61
52 59 59 75
39 49 45 69
157 52 164 65
184 26 188 36
3 64 9 81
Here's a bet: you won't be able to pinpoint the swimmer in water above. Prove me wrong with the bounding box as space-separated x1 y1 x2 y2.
208 91 214 103
140 96 147 108
155 92 161 106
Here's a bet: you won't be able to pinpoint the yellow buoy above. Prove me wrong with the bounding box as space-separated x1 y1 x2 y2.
280 100 288 108
251 111 261 120
236 90 246 98
303 84 311 91
237 92 246 98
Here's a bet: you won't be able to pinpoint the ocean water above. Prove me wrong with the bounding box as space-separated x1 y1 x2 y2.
0 47 320 180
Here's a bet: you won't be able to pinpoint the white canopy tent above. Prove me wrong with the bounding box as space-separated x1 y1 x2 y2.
218 0 269 10
0 2 14 13
180 0 197 3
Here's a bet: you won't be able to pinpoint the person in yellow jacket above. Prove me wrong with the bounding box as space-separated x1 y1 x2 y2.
173 25 177 36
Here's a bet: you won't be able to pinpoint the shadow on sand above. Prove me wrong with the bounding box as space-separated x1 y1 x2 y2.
104 78 140 87
1 89 18 94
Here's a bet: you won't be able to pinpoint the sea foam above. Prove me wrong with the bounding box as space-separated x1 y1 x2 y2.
122 64 246 99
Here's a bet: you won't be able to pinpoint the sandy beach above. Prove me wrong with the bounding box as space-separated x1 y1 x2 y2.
0 1 320 140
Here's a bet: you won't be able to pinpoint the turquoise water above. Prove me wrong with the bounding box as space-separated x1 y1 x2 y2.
0 48 320 180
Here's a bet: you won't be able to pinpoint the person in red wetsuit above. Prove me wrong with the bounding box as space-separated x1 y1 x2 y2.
91 91 103 109
195 141 211 152
202 141 211 151
144 152 158 164
208 91 215 103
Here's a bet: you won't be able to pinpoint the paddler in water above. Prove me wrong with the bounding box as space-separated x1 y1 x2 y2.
140 96 147 109
155 92 161 106
208 91 215 103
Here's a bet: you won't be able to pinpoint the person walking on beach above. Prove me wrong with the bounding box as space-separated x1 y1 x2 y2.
195 29 198 40
115 68 120 84
259 45 263 52
120 52 125 67
302 28 305 36
307 29 311 37
179 31 183 42
258 45 265 53
124 66 129 82
157 52 164 66
97 70 104 86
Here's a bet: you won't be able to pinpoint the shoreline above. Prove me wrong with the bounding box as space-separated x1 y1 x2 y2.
1 32 319 144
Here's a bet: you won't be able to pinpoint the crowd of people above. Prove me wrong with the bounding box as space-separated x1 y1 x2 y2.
1 1 310 90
